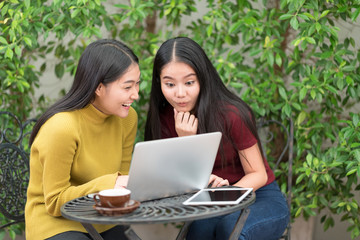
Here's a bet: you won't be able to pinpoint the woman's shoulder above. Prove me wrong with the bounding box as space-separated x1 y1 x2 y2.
221 102 254 126
36 111 80 140
222 103 241 118
41 110 81 133
47 110 79 125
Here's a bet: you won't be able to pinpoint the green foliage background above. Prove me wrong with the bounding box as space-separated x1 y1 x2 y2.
1 0 360 239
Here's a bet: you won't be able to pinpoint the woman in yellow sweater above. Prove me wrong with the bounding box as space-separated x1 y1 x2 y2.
25 39 140 240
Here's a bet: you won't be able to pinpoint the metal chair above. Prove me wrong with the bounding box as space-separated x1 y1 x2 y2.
0 111 36 229
257 118 294 240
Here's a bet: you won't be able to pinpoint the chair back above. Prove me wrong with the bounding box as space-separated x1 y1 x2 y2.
0 111 36 229
257 117 294 240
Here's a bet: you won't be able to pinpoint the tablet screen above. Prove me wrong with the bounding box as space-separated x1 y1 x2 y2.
183 188 252 205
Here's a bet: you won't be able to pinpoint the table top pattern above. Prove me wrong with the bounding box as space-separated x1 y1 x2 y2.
61 191 256 225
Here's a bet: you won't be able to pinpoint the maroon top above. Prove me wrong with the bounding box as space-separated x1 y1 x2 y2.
159 104 275 186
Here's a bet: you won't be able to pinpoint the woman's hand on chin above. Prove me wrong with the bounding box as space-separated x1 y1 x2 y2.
174 108 198 137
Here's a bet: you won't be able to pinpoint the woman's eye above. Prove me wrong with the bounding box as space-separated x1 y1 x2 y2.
186 81 195 85
165 83 174 87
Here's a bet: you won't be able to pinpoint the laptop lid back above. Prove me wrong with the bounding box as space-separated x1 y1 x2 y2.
127 132 222 202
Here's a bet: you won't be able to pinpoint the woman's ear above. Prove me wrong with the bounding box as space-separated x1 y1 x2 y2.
95 83 104 96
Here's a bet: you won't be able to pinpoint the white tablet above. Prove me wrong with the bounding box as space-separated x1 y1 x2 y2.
183 187 253 205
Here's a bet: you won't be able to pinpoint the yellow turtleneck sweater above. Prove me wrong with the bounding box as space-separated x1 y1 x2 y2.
25 104 137 239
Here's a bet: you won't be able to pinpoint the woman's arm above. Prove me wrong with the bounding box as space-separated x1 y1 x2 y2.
233 143 268 191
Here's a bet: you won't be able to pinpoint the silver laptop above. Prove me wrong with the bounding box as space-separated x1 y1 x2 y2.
127 132 222 202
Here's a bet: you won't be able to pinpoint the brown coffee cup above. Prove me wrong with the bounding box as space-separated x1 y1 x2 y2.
93 188 131 208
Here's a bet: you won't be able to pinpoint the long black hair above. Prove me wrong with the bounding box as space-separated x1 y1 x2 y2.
145 37 265 165
30 39 139 145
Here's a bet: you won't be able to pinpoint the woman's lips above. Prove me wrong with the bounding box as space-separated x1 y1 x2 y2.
122 103 132 109
177 102 187 107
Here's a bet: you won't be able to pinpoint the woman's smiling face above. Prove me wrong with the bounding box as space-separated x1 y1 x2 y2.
92 63 140 118
160 61 200 113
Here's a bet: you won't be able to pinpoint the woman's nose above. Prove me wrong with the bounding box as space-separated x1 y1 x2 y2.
176 86 185 97
131 87 139 100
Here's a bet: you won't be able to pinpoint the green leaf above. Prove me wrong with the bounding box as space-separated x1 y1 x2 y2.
8 229 16 239
316 92 322 103
229 20 242 34
353 150 360 161
266 51 274 66
310 89 316 99
351 143 360 149
320 51 332 59
308 24 316 35
1 4 9 17
345 76 353 85
347 168 357 176
0 36 7 44
337 78 344 90
279 86 287 100
114 4 131 9
55 63 65 78
296 173 305 184
303 12 315 20
293 38 301 46
249 48 262 56
275 53 282 66
71 8 81 18
326 85 337 94
312 174 317 183
299 87 307 101
292 102 301 110
23 37 32 47
295 207 302 217
297 111 307 125
344 128 354 139
207 24 213 37
14 45 21 56
342 66 356 72
229 82 243 89
298 13 309 21
24 0 30 8
353 114 359 127
351 7 360 21
290 16 299 30
306 37 316 45
5 47 13 59
284 103 291 117
279 14 293 20
164 7 172 16
320 10 330 19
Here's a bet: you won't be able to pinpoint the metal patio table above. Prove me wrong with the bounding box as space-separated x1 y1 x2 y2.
61 190 255 240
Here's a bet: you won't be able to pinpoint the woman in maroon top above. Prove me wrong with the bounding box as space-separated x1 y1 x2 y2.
145 37 289 240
